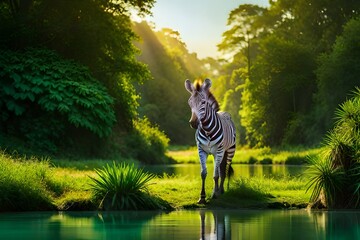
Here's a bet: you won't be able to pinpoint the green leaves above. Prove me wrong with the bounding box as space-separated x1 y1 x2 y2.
306 88 360 209
0 48 116 138
89 162 161 210
305 155 345 208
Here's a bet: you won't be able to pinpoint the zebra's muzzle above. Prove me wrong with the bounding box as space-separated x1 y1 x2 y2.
190 120 199 129
189 112 199 129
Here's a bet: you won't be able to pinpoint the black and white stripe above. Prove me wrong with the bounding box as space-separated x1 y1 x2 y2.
185 78 236 202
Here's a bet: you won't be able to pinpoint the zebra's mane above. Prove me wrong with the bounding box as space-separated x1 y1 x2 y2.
194 80 220 112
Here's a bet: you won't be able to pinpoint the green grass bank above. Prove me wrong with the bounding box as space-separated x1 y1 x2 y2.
0 150 312 212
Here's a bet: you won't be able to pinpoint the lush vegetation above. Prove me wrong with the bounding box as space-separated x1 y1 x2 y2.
0 0 171 162
214 1 360 147
306 89 360 209
0 152 309 211
0 48 116 153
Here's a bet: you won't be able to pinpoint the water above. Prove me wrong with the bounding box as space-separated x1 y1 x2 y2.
1 210 359 239
144 164 306 179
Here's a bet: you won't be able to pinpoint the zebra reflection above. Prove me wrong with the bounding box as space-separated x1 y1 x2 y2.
200 211 230 240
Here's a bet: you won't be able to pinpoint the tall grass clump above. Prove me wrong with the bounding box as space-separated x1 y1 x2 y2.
225 177 273 200
306 88 360 209
89 162 166 210
0 152 55 211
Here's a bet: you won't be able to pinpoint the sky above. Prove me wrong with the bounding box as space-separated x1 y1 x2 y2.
148 0 269 59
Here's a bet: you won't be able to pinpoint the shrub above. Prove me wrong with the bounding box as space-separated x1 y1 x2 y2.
0 48 115 154
248 156 258 164
305 155 345 208
125 118 171 164
285 155 307 165
306 88 360 209
89 162 164 210
259 158 273 165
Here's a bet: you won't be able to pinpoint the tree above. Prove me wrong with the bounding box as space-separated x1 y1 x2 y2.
218 4 266 77
240 35 316 146
0 0 174 161
133 21 218 145
315 18 360 136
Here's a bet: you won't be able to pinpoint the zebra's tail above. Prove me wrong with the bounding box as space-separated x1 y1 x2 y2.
226 163 234 190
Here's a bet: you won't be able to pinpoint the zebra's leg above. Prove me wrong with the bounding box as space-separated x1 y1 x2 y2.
198 147 208 204
212 150 224 199
219 151 228 194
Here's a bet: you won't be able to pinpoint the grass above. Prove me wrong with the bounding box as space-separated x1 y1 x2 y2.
89 162 166 210
167 146 322 165
148 174 310 209
0 150 311 211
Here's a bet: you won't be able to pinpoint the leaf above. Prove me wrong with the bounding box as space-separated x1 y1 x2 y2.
6 100 25 115
10 72 21 82
2 85 15 95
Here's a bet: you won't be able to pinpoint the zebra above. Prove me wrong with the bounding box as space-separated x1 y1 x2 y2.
185 78 236 204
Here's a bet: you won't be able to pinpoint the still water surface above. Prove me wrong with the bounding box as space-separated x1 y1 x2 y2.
1 210 359 239
144 164 306 179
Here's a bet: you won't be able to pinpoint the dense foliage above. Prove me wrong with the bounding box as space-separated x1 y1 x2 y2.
306 88 360 209
0 0 172 162
0 48 115 152
216 1 360 147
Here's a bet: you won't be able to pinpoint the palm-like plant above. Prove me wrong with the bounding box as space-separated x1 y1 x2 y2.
89 162 161 210
306 87 360 209
306 155 345 208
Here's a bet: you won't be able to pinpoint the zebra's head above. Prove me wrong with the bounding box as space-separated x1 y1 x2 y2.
185 78 214 129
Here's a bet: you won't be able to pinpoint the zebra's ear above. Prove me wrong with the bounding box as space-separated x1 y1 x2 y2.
203 78 212 91
185 79 194 93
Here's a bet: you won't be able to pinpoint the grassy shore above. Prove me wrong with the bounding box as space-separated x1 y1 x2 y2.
0 150 312 211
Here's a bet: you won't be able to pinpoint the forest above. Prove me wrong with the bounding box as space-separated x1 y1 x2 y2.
1 0 360 163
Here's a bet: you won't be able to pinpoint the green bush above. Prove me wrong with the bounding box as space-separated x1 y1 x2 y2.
89 162 164 210
0 48 115 153
306 88 360 209
285 155 307 165
248 156 258 164
125 118 171 164
260 158 273 165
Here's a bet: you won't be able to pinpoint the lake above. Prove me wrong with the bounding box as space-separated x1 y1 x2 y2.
1 209 359 239
144 164 306 179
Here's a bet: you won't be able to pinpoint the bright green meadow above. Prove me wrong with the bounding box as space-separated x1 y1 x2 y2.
0 148 313 212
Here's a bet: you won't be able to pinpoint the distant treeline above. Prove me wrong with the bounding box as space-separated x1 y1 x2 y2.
1 0 359 161
134 1 360 147
215 1 360 147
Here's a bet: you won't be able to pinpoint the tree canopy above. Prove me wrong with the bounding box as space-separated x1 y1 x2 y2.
216 0 360 147
0 0 172 162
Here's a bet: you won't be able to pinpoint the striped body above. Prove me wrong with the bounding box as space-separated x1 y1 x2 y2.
196 105 236 179
185 78 236 202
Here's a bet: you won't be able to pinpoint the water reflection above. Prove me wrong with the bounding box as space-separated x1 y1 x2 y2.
144 164 305 179
1 210 360 239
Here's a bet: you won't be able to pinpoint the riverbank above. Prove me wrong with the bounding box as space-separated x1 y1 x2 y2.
0 151 311 212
